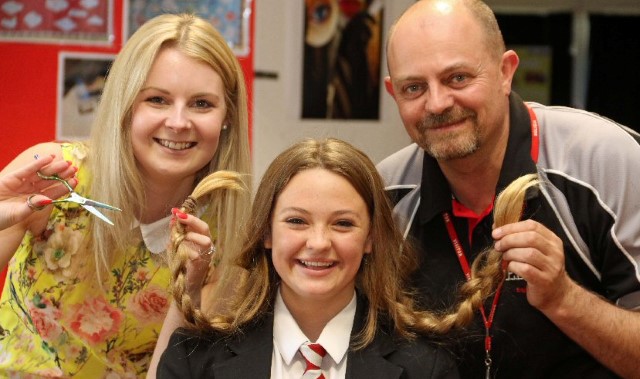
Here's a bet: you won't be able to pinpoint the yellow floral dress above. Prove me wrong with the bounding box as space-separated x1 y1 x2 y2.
0 143 172 378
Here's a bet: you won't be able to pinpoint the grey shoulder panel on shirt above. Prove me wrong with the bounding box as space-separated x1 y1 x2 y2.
531 103 640 306
377 143 423 238
377 143 423 188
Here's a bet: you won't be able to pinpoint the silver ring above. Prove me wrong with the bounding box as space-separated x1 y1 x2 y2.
200 244 216 257
26 195 46 211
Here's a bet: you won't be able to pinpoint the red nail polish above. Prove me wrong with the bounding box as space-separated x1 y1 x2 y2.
171 208 179 215
177 211 188 219
37 199 52 207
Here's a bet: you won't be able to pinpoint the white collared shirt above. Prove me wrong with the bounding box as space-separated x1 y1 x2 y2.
135 204 208 255
133 215 172 255
271 289 357 379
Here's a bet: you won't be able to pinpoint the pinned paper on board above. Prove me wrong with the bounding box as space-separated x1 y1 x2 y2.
0 0 113 44
125 0 251 56
57 52 115 140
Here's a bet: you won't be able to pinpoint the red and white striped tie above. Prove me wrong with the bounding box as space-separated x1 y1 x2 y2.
299 342 327 379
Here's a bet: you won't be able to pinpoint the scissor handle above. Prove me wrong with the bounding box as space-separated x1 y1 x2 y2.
37 172 74 192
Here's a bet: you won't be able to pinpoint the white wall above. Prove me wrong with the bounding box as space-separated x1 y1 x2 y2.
252 0 414 182
252 0 640 182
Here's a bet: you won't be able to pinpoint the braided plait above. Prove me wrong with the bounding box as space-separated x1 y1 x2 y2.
413 173 540 334
168 170 247 328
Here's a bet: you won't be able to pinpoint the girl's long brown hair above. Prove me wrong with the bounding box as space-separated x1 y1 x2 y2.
169 138 540 346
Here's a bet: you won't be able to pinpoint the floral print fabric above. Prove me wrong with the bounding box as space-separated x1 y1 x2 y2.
0 143 172 378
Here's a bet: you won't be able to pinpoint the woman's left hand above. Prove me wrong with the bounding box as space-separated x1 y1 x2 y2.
170 208 216 300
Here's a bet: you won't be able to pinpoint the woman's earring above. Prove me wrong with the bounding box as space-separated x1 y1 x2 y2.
222 123 228 130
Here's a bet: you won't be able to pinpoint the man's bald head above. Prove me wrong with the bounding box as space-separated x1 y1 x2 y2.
386 0 505 74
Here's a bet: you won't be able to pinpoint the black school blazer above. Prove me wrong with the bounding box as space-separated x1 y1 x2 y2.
157 297 459 379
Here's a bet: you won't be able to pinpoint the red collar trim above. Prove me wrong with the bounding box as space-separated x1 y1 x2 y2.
451 197 494 243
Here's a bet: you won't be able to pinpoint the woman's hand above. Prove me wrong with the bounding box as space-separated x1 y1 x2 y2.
170 208 217 303
0 154 76 230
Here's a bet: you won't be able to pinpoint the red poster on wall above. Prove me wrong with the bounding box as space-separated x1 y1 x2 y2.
0 0 113 43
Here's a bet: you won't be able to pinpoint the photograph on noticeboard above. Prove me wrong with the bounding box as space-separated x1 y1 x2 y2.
57 52 115 141
302 0 383 120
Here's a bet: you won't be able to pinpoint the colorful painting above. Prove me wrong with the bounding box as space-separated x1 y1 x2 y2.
0 0 113 43
302 0 383 120
126 0 251 56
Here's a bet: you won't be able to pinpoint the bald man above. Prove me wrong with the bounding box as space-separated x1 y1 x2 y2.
378 0 640 377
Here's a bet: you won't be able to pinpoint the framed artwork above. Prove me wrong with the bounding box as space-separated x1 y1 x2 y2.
125 0 251 56
510 45 552 105
57 52 115 141
0 0 114 44
302 0 383 120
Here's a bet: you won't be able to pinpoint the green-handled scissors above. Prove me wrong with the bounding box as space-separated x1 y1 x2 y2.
36 171 122 225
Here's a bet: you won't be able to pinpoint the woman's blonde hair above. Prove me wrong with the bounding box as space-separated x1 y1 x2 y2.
85 13 251 278
170 138 539 348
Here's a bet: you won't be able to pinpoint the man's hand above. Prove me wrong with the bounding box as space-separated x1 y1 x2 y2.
493 219 571 311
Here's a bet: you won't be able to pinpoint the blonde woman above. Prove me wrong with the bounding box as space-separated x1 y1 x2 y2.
0 13 250 377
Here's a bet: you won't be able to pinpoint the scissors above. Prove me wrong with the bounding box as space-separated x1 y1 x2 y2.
36 171 122 226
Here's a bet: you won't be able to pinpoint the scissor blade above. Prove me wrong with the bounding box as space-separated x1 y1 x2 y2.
83 199 122 212
83 205 114 226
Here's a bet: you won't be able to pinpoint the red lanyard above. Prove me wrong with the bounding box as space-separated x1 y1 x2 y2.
443 211 504 377
527 104 540 164
441 103 539 377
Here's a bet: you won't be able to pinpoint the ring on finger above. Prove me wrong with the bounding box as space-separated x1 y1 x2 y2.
200 244 216 257
26 195 46 211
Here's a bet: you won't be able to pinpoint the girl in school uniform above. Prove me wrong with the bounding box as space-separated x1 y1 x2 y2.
158 138 537 378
